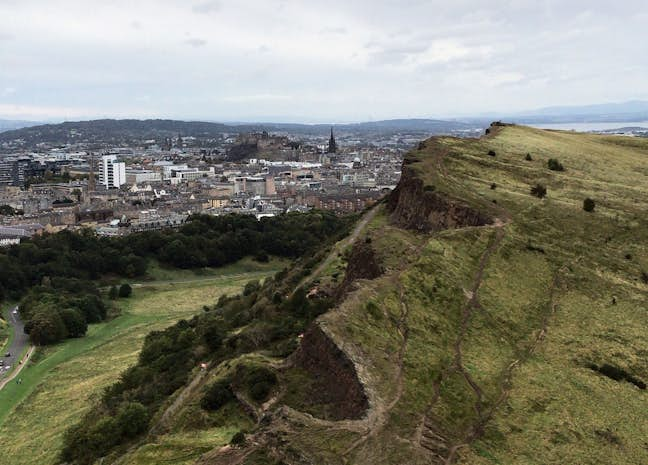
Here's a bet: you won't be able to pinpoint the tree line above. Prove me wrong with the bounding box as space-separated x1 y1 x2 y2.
0 211 354 346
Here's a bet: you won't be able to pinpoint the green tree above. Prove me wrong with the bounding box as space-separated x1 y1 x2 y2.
27 308 68 345
60 308 88 338
119 283 132 298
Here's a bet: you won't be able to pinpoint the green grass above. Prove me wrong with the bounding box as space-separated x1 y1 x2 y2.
0 259 283 465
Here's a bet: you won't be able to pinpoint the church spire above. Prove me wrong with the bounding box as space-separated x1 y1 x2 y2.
327 127 337 153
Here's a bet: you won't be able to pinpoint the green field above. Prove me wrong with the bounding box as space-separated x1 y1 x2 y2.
0 258 284 465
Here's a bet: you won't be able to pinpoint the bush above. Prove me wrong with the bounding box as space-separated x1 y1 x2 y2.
254 251 269 262
116 402 149 437
490 183 497 190
119 283 132 298
201 379 234 411
488 150 496 157
237 365 277 402
583 198 595 212
109 285 118 300
530 184 547 198
547 158 564 171
230 431 246 446
249 381 273 401
525 153 533 161
243 280 260 296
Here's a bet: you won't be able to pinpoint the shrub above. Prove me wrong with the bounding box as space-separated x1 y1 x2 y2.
243 280 260 296
530 184 547 198
641 271 648 285
488 150 496 157
490 183 497 190
525 153 533 161
583 198 596 212
201 379 234 411
119 283 132 298
249 381 273 401
201 318 225 351
254 251 269 263
365 301 382 320
238 365 277 402
116 402 149 437
230 431 246 446
547 158 564 171
109 285 118 300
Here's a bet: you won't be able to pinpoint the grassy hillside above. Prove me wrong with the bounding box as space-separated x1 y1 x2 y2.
183 124 645 465
0 259 284 465
267 124 647 465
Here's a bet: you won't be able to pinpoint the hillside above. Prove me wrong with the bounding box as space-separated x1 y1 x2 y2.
25 124 648 465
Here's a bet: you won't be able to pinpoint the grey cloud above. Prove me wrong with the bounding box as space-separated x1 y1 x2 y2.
319 27 347 35
184 38 207 47
192 1 220 14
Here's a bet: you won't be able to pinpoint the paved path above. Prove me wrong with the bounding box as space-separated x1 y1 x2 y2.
0 306 32 389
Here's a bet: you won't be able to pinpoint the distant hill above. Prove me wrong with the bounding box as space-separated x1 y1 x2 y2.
0 118 481 148
0 119 267 147
0 119 41 133
514 100 648 123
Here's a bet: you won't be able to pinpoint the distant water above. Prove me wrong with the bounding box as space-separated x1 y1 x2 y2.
530 121 648 132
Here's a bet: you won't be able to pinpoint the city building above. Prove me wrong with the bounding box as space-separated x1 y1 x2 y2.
99 155 126 188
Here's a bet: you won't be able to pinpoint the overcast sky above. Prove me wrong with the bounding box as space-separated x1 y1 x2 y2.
1 0 647 122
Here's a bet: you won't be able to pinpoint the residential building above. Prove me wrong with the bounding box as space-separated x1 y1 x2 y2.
99 155 126 188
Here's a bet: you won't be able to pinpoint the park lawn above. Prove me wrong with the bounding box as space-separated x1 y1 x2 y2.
142 256 289 283
0 260 282 465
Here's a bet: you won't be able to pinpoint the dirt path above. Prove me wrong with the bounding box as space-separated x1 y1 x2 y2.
148 364 211 436
292 206 379 294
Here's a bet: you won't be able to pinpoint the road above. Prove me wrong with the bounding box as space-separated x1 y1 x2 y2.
0 306 30 384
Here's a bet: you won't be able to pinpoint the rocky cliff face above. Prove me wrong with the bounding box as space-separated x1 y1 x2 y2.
294 324 369 420
335 240 382 299
387 164 492 231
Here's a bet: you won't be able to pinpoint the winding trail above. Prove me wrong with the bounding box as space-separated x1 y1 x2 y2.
292 206 379 295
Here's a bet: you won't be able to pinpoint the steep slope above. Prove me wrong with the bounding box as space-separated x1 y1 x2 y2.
75 124 647 465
